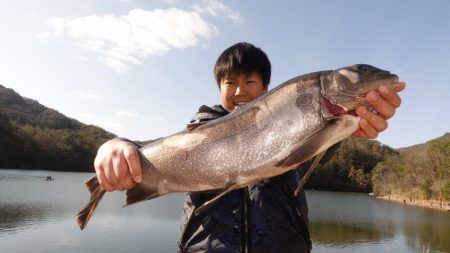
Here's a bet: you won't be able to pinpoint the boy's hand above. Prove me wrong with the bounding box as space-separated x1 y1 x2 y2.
352 82 406 139
94 139 142 192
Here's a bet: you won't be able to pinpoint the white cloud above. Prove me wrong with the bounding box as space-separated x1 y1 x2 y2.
193 0 241 22
98 55 131 73
43 7 221 73
37 31 50 40
80 113 95 118
48 18 66 36
75 91 100 99
148 114 164 122
116 110 164 121
96 121 126 131
74 55 89 62
161 0 178 4
116 110 142 118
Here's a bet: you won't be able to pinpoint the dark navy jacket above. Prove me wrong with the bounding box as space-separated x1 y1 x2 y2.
177 105 337 253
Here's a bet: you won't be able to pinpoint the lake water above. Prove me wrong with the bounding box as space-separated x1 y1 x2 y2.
0 169 449 253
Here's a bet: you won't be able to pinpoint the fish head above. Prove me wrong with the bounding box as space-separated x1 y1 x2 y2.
320 64 399 117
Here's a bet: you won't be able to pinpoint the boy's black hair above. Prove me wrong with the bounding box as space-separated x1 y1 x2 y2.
214 42 271 88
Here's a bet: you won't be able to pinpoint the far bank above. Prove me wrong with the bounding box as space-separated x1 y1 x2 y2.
378 194 450 211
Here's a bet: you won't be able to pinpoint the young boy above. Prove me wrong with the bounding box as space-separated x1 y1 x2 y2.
94 42 405 253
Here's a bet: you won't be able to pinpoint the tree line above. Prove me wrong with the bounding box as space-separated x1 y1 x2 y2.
307 134 450 201
0 85 114 172
371 133 450 201
1 84 449 201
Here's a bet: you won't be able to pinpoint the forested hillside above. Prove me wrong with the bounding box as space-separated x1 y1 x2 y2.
307 133 450 202
307 137 398 192
372 133 450 201
1 85 448 201
0 84 115 172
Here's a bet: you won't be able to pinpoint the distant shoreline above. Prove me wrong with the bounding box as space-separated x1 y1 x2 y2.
377 194 450 211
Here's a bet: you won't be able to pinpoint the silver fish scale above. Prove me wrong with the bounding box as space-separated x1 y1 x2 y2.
139 76 325 194
77 64 400 230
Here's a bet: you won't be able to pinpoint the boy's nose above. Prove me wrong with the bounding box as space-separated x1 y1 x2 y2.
235 85 245 96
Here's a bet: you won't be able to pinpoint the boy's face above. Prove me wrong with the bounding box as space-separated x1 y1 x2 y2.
220 71 268 112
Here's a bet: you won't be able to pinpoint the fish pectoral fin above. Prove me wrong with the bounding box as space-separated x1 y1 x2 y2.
273 130 325 169
293 150 326 197
194 183 239 216
275 115 359 169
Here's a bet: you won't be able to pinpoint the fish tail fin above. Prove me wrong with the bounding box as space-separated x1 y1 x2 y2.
76 176 106 230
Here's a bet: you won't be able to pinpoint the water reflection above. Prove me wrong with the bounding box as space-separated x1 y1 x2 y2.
307 190 450 252
310 220 392 247
96 192 185 221
0 170 449 253
401 213 450 252
0 170 79 236
0 204 50 235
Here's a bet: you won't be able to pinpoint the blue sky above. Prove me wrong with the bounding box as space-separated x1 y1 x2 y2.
0 0 449 148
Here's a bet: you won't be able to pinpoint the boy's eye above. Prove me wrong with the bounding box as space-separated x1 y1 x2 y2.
224 80 235 86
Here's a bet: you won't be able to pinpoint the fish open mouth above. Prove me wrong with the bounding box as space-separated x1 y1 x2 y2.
323 97 357 117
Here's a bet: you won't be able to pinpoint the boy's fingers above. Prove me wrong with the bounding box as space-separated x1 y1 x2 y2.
113 155 135 190
393 82 406 92
353 82 405 140
352 129 368 139
356 106 388 132
379 86 402 108
124 145 142 183
359 118 378 139
105 160 124 191
366 91 396 120
97 166 114 192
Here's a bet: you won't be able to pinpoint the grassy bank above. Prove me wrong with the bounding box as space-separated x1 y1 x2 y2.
378 194 450 211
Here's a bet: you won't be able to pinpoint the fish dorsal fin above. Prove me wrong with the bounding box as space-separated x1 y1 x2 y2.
186 121 208 131
293 151 326 196
194 183 239 216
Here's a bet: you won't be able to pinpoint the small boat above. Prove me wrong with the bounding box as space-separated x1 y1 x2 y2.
44 176 55 181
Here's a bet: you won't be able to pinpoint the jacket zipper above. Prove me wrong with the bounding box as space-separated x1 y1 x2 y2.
242 187 250 253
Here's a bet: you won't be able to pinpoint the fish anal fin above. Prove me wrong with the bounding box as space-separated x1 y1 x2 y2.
76 176 106 230
194 183 239 216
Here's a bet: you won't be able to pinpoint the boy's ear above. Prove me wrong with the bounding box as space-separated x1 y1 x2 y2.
263 84 269 92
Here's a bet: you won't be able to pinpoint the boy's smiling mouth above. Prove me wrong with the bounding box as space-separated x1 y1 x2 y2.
234 101 248 107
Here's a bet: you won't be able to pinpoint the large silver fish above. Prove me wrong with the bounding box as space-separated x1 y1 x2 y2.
77 64 399 230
